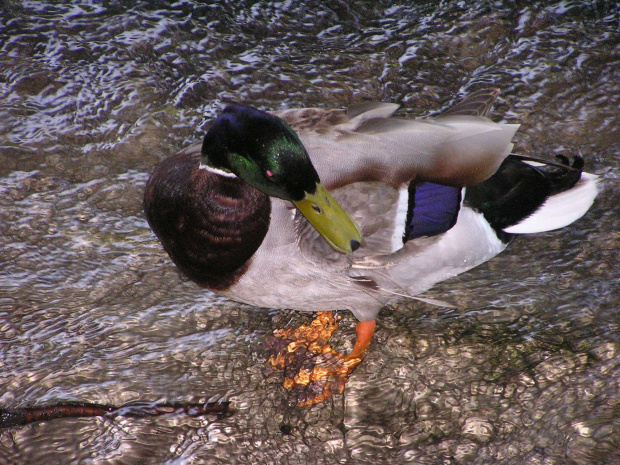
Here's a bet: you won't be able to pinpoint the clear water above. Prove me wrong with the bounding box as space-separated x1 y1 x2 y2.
1 1 619 464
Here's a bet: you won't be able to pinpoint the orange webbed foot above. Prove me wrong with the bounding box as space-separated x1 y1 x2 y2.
268 312 376 406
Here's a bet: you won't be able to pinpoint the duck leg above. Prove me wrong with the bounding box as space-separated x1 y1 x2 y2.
268 312 375 406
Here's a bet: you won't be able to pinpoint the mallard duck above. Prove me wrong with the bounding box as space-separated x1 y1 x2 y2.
144 89 598 404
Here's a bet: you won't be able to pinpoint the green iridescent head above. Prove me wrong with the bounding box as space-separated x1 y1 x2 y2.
201 105 318 201
201 105 361 254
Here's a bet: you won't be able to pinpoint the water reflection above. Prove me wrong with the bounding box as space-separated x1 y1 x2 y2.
1 1 619 464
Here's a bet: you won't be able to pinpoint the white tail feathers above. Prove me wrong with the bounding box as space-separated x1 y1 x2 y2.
504 172 599 234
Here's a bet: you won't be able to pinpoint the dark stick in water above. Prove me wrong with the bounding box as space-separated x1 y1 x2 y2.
0 401 233 428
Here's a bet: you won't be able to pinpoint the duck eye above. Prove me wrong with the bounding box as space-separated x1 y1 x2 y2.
312 204 322 214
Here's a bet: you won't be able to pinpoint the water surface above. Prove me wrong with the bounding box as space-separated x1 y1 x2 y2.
1 1 619 464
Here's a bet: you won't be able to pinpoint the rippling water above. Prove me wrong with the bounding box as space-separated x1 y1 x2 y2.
1 1 619 464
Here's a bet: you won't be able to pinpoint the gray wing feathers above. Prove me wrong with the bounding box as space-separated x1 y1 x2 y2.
299 117 518 189
439 88 500 117
287 89 516 188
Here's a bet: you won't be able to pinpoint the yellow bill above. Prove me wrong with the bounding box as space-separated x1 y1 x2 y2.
293 183 362 254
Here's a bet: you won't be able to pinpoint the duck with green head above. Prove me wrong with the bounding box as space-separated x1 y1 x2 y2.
144 89 598 405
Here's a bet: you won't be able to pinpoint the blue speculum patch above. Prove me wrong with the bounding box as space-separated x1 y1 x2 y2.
404 182 461 241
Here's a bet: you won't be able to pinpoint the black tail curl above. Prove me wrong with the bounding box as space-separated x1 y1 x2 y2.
464 154 585 240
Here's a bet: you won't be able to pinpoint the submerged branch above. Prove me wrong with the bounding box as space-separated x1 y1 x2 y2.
0 400 233 428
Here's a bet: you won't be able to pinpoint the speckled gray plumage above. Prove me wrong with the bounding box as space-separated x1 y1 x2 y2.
162 91 595 322
212 91 518 320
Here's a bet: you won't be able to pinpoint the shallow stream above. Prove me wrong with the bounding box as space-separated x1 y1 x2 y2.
1 1 619 464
